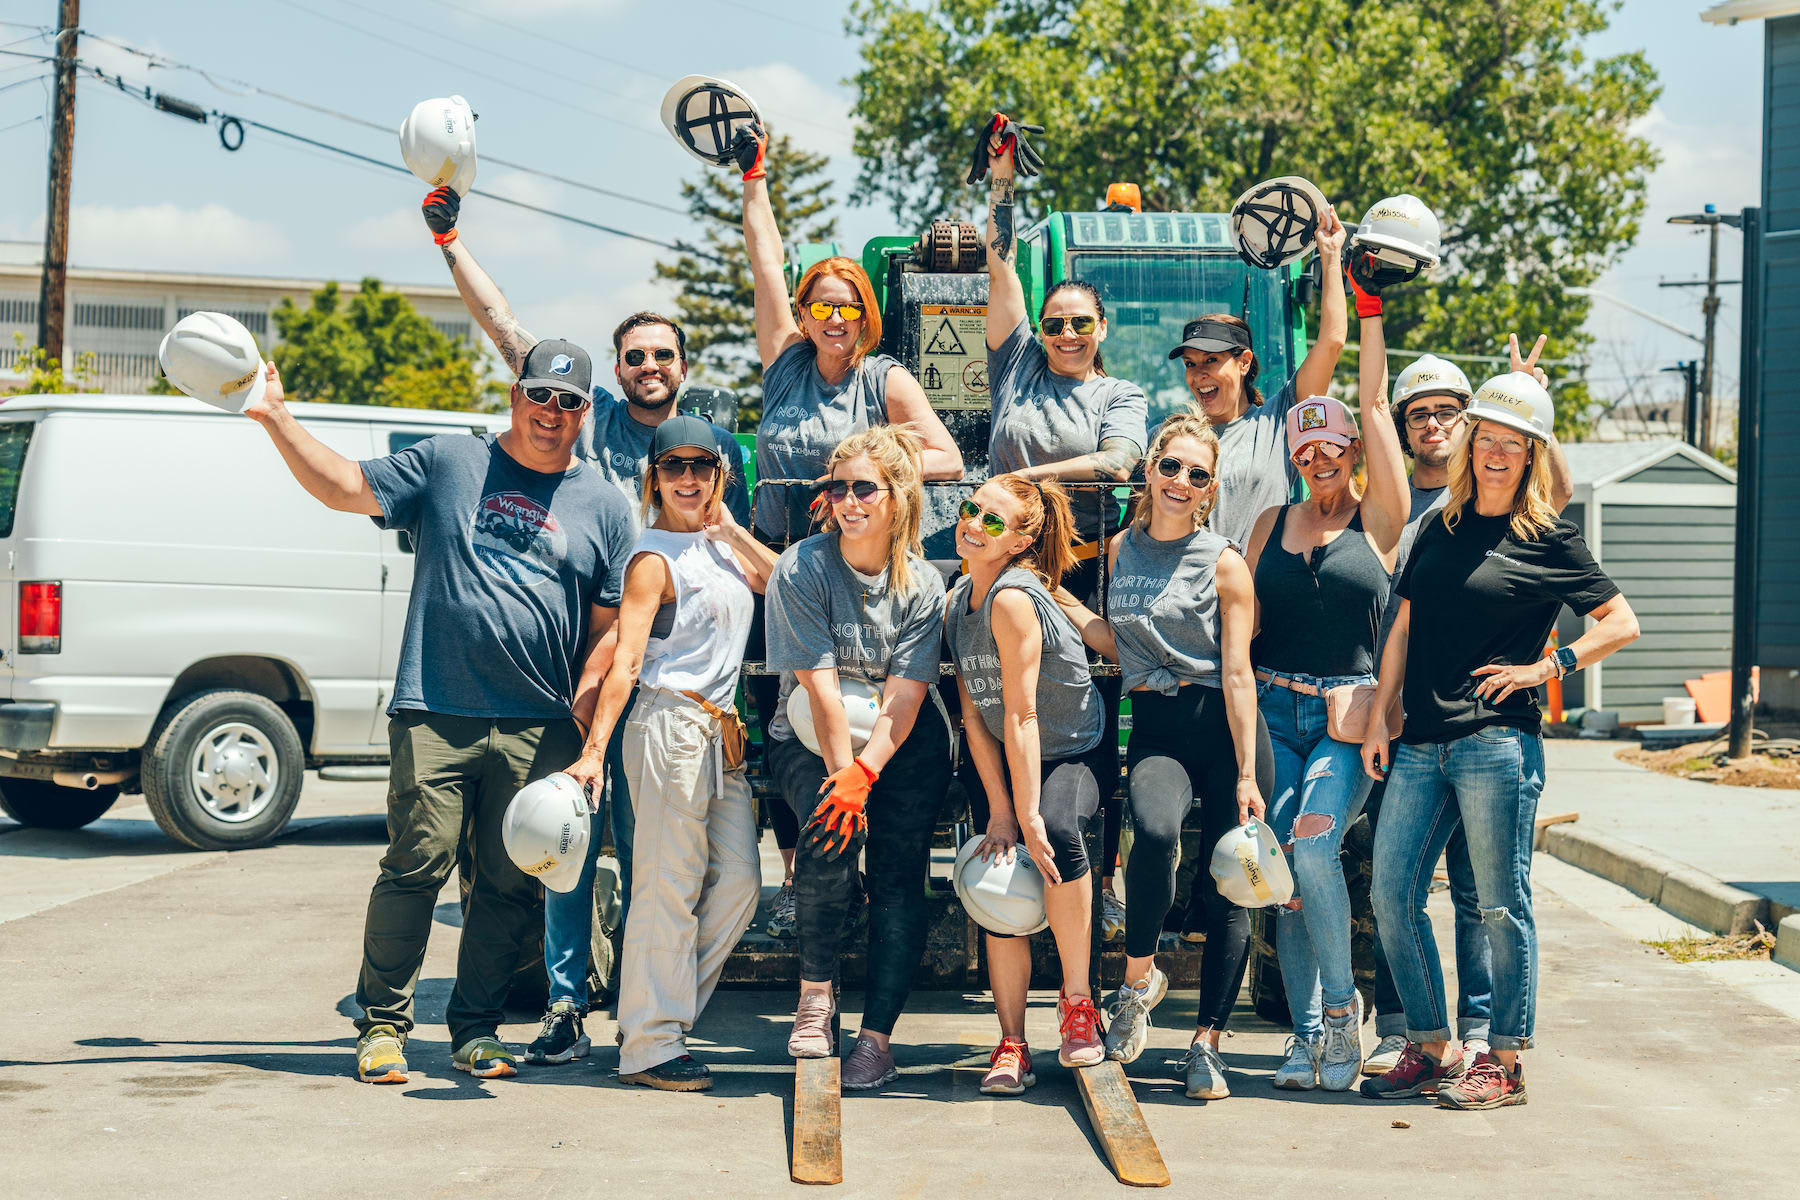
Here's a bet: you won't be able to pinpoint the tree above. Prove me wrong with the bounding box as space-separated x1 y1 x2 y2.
652 132 838 427
847 0 1659 441
270 278 495 411
2 333 99 395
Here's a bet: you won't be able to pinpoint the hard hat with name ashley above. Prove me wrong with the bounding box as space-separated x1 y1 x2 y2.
157 311 267 413
502 772 590 894
1209 820 1294 909
399 95 477 196
786 675 882 758
952 835 1050 937
1467 371 1554 443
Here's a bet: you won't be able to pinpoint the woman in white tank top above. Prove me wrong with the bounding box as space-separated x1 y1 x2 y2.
565 416 778 1093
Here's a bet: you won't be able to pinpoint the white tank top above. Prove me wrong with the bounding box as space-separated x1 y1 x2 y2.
633 529 754 709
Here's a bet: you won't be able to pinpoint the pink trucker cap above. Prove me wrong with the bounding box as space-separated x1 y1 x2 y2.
1287 395 1360 452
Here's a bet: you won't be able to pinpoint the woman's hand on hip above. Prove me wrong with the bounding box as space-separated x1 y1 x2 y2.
1470 658 1554 705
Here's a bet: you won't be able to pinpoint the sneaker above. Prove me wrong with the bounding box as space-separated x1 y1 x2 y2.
525 999 590 1065
1099 888 1127 944
766 880 797 938
1437 1052 1526 1110
1273 1034 1321 1090
842 1036 898 1090
788 989 836 1059
451 1035 517 1079
1102 965 1169 1065
619 1053 713 1092
1363 1032 1409 1077
980 1037 1036 1095
355 1025 408 1085
1359 1041 1466 1099
1318 993 1364 1092
1179 1042 1230 1100
1057 991 1106 1068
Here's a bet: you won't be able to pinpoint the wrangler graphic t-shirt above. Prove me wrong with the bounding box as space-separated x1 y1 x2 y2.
362 433 635 718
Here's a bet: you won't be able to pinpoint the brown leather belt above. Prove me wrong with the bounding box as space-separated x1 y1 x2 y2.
1255 669 1324 697
1071 540 1101 562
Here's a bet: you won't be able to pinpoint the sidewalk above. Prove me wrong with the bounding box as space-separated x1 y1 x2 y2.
1541 738 1800 968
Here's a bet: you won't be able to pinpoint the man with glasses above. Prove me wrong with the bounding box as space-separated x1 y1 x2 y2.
244 340 635 1084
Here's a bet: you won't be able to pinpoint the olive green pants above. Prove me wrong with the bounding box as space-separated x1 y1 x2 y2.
353 711 583 1048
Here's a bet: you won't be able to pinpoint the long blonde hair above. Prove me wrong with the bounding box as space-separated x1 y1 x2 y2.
1133 414 1221 533
1443 419 1559 541
822 425 925 593
989 473 1077 588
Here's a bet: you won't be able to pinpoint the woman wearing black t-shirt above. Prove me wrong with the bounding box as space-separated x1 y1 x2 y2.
1359 372 1638 1111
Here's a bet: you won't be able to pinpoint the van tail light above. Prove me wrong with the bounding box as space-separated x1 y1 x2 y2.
20 581 61 654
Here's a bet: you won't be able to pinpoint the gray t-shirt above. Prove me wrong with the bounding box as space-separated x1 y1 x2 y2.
1209 374 1302 553
1108 524 1232 694
762 532 947 742
1376 484 1450 657
575 393 748 534
945 566 1105 760
988 320 1148 543
362 433 635 718
753 341 898 543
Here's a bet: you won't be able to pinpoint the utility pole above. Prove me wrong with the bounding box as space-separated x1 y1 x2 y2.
36 1 78 368
1661 360 1700 446
1664 206 1744 454
1728 206 1762 761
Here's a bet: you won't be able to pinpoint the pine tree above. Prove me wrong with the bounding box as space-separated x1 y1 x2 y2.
653 133 837 428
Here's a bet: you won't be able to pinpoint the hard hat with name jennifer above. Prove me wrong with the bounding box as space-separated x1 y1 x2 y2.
1209 820 1294 909
502 772 590 894
953 835 1050 936
157 311 267 413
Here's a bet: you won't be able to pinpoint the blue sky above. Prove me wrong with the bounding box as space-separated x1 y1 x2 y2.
0 0 1766 417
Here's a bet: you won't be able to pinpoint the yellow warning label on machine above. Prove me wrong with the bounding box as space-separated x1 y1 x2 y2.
918 304 989 412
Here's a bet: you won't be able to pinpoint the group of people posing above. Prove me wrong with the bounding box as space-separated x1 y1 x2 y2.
244 121 1639 1115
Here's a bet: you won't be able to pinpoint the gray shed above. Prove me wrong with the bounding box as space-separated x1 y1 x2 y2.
1556 439 1738 723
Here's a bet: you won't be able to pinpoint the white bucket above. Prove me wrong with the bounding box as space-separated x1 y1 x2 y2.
1662 697 1698 727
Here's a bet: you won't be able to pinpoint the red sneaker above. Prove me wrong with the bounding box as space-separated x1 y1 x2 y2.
1058 991 1106 1068
980 1037 1035 1095
1358 1041 1466 1099
1437 1052 1527 1110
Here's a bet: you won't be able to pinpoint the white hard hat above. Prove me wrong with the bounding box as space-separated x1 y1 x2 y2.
1392 354 1473 410
786 675 882 758
157 311 267 413
399 95 477 196
1351 193 1442 275
661 74 763 167
952 835 1049 936
1467 371 1554 443
502 772 590 893
1231 176 1329 270
1209 820 1294 909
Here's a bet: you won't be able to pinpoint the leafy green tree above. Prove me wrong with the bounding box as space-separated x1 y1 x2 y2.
847 0 1659 441
270 278 493 411
653 132 838 426
2 333 100 395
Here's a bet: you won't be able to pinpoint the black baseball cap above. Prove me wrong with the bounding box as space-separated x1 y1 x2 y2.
650 414 719 460
1167 318 1254 359
519 338 593 399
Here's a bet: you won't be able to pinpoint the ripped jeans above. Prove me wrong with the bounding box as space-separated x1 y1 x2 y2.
1258 671 1375 1039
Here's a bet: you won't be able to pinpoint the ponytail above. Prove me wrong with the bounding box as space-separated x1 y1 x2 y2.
993 473 1076 588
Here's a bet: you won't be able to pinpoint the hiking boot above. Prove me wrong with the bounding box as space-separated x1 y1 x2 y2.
1437 1052 1526 1110
355 1025 408 1085
1179 1042 1230 1100
788 989 836 1059
1057 991 1105 1068
1099 888 1127 944
1359 1041 1465 1099
1318 993 1364 1092
766 880 797 938
451 1035 517 1079
842 1036 898 1090
1273 1034 1321 1090
619 1054 713 1092
980 1037 1035 1095
525 999 590 1065
1102 965 1169 1065
1364 1033 1409 1077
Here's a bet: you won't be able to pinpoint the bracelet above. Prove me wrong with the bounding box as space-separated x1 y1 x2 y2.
432 228 459 246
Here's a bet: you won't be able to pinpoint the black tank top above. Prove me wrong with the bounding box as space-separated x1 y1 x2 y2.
1251 505 1386 677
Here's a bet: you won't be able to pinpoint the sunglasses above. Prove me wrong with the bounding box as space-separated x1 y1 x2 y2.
1155 457 1213 487
523 386 589 412
806 301 864 322
1405 406 1466 431
1290 441 1350 469
1039 315 1098 337
654 455 720 482
959 498 1011 538
817 479 887 505
1473 431 1529 456
623 347 678 368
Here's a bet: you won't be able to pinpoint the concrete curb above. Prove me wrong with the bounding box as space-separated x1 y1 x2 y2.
1542 824 1775 940
1778 915 1800 973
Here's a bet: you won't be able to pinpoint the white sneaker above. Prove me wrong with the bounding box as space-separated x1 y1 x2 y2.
1101 965 1168 1065
1364 1033 1408 1076
1273 1034 1321 1090
1099 888 1127 944
1180 1043 1230 1100
1317 993 1364 1092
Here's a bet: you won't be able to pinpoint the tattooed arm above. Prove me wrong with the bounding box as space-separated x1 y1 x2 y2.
437 234 539 377
985 150 1027 351
1011 436 1143 484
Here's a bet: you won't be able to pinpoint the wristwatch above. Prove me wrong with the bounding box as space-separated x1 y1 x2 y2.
1554 646 1579 677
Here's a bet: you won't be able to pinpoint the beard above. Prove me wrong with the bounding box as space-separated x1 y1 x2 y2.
621 376 678 412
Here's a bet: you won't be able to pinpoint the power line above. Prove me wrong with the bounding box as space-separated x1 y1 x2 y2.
0 113 44 136
0 72 48 98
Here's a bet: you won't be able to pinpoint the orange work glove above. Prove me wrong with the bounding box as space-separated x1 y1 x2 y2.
803 757 878 861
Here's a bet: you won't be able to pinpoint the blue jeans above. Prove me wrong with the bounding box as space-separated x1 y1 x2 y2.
1258 671 1375 1038
544 700 636 1009
1372 727 1543 1051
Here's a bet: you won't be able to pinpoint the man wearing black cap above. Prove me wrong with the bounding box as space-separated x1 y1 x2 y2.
244 340 635 1084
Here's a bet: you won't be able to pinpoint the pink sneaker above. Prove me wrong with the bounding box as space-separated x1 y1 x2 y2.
980 1037 1035 1095
1058 991 1106 1068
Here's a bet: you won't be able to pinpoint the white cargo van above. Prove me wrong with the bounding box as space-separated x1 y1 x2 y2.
0 393 506 849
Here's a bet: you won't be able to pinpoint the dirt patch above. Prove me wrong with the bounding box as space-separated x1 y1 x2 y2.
1617 739 1800 789
1646 923 1777 963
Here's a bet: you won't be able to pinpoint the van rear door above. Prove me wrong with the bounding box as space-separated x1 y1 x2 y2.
0 417 37 700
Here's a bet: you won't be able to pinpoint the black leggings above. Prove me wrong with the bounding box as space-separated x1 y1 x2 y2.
1125 685 1274 1030
768 707 951 1035
1064 554 1123 881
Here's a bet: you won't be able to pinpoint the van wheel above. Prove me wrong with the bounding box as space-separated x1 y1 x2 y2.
0 778 121 829
142 690 304 850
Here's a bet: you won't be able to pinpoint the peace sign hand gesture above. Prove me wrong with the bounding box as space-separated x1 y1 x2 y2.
1509 333 1550 389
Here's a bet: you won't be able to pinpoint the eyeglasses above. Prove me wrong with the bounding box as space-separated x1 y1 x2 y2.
1039 315 1097 337
1473 431 1529 456
523 386 589 412
654 455 720 482
623 347 678 368
1155 457 1213 487
1405 406 1466 431
818 479 887 505
806 301 864 322
1290 441 1350 469
959 498 1011 538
